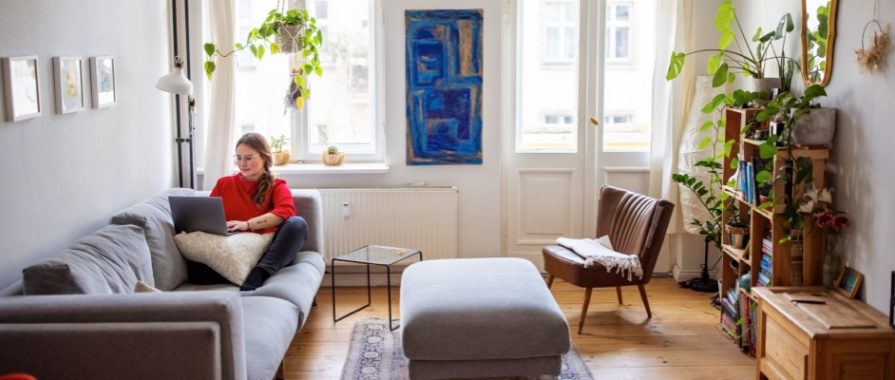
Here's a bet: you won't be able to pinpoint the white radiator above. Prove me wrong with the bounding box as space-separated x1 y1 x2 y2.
319 187 459 263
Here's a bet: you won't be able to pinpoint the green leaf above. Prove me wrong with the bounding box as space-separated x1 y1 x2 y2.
699 121 714 132
204 61 216 80
712 63 729 87
730 159 739 170
270 43 281 54
752 27 763 42
303 63 314 74
724 139 735 157
715 0 735 33
756 170 771 184
804 84 827 99
759 143 777 159
314 65 323 76
758 31 776 43
235 42 244 50
666 52 685 80
204 43 216 56
719 30 734 50
256 44 266 59
702 93 727 113
698 137 713 150
707 54 723 75
785 13 794 33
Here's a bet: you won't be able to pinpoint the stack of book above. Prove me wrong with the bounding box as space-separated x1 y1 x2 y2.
758 236 773 287
720 287 740 338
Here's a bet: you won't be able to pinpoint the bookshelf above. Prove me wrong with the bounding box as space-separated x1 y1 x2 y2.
717 107 830 354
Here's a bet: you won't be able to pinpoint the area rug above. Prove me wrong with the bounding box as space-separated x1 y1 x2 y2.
340 318 594 380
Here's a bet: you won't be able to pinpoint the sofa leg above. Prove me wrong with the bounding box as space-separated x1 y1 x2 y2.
275 359 286 380
615 286 623 304
545 274 555 289
578 287 593 335
638 284 652 319
312 297 317 307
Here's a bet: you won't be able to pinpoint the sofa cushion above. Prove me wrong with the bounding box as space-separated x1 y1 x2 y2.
110 188 196 290
241 296 299 380
173 231 273 286
251 251 325 325
22 224 153 295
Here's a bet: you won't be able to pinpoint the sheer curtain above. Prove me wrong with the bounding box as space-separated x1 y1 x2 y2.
202 0 237 190
648 0 694 234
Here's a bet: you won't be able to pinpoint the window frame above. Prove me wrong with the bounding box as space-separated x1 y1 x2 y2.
605 1 633 65
541 0 577 66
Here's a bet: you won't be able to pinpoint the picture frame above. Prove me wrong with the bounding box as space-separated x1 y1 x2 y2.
834 266 864 299
89 56 116 108
1 56 42 122
53 57 85 114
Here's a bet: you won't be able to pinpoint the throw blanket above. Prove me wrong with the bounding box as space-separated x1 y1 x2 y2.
555 236 643 281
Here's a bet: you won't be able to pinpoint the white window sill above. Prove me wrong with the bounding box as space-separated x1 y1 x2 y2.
198 162 390 175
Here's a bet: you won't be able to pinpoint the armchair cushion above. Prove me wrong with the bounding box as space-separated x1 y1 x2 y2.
22 224 153 295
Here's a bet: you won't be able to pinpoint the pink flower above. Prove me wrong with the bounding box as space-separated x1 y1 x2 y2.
815 211 834 229
831 214 850 232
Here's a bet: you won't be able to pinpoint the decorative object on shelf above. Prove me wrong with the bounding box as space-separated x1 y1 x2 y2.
855 0 891 74
270 135 290 166
801 0 839 86
156 56 196 189
203 1 323 110
834 266 864 299
1 56 42 122
725 207 749 249
89 56 116 108
792 107 836 147
667 0 795 93
52 57 85 114
406 9 483 166
322 145 344 166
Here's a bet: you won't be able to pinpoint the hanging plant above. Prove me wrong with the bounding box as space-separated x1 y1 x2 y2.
203 4 324 110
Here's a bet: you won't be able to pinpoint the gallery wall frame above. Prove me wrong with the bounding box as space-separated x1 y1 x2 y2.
90 56 116 108
1 56 42 122
53 57 85 114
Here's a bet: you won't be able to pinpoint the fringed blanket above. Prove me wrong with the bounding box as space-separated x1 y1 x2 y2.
555 236 643 281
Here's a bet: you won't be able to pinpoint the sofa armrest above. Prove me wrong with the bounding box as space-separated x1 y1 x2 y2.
0 291 246 380
292 189 324 255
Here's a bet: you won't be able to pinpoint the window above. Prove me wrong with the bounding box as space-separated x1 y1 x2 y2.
606 2 632 63
603 112 649 152
231 0 381 162
518 0 580 152
542 0 577 65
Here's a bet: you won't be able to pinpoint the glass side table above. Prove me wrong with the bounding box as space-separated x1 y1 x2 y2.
331 245 423 331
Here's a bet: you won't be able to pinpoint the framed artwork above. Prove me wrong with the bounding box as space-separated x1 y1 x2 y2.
1 56 42 122
834 266 864 299
90 56 116 108
405 9 483 165
53 57 85 114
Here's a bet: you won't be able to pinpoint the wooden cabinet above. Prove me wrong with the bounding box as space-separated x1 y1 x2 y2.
754 287 895 380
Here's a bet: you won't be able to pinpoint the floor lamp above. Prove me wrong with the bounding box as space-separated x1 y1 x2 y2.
156 57 195 189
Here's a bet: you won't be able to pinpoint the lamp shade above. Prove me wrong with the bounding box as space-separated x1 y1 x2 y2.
156 65 193 95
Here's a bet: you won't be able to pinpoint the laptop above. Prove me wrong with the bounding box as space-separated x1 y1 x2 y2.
169 196 231 236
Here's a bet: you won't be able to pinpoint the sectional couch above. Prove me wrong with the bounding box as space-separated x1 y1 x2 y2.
0 188 325 380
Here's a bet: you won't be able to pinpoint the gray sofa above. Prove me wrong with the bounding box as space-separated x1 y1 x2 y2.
0 188 326 380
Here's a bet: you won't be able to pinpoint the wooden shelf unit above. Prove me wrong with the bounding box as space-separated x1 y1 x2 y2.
718 108 831 351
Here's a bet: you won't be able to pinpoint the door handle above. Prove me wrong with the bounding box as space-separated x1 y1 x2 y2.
589 117 599 127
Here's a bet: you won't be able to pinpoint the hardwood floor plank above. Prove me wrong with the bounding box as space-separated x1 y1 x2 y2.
286 277 753 379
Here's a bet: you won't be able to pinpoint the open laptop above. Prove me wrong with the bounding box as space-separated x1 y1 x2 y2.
169 196 231 236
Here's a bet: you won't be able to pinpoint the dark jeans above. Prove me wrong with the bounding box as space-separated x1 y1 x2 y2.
187 216 309 287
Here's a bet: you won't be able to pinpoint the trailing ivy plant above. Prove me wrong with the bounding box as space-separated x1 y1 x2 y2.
203 7 324 110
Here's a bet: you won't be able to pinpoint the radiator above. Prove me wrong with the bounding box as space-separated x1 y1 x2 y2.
319 187 459 263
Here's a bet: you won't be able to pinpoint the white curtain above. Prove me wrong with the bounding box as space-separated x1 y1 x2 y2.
648 0 694 234
202 0 237 190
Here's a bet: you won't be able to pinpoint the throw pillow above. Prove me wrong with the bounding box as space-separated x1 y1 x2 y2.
173 231 273 285
134 280 162 293
22 224 153 295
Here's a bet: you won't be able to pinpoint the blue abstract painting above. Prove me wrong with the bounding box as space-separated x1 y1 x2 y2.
406 9 483 165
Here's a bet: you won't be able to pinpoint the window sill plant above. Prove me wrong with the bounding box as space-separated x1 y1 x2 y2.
203 6 323 110
270 134 290 166
322 145 344 166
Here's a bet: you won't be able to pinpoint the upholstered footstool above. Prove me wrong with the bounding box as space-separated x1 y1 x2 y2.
400 258 570 379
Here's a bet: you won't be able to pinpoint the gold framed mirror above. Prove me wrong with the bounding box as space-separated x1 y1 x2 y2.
801 0 839 86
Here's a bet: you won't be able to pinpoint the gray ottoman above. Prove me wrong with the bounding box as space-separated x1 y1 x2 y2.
400 258 570 379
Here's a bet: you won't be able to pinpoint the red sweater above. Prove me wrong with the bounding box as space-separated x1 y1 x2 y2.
210 174 296 234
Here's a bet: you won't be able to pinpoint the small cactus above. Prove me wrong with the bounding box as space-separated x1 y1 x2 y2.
326 145 339 155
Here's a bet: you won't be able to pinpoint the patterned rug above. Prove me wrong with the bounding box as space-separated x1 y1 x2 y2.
340 318 594 380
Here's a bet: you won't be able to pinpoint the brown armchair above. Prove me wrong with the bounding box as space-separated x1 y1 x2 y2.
542 185 674 334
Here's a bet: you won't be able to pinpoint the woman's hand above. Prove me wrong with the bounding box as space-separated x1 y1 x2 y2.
226 220 250 233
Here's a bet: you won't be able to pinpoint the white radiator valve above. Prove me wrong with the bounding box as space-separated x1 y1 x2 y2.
341 201 350 219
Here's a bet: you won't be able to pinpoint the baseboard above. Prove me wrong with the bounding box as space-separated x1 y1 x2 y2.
672 264 720 283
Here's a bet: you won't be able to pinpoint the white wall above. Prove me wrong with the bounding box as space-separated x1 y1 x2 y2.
274 0 504 259
734 0 895 313
0 0 173 290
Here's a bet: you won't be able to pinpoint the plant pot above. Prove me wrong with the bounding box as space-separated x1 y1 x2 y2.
749 77 781 105
273 151 290 166
792 108 836 147
322 152 344 166
725 224 749 249
276 24 305 54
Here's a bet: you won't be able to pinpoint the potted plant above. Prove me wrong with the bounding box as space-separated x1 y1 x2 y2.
203 7 324 110
270 135 290 166
725 207 749 250
322 145 344 166
666 0 795 96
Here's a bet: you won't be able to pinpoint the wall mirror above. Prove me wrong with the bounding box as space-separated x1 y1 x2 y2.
801 0 839 86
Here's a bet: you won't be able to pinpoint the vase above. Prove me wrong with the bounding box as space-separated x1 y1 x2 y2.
273 151 290 166
792 108 837 147
823 234 843 287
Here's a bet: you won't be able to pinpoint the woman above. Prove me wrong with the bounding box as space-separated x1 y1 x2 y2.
209 132 308 291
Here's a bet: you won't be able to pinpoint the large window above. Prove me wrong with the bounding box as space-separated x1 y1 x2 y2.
542 0 577 65
232 0 380 162
606 2 632 63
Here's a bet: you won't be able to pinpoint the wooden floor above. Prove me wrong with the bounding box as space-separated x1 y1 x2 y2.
284 277 756 379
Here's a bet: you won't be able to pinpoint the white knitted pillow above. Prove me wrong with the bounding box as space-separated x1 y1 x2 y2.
173 231 274 285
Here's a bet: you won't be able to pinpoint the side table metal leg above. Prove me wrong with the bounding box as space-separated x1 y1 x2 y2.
331 260 336 322
387 265 398 331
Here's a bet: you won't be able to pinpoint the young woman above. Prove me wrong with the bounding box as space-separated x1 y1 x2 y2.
207 132 308 290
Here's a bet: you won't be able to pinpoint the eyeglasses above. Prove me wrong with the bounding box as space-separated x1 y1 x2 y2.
233 154 259 163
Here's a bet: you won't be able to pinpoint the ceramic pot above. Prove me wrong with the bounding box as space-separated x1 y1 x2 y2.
792 108 837 147
273 151 290 166
725 224 749 249
322 152 344 166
